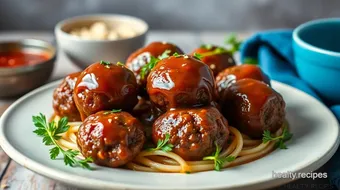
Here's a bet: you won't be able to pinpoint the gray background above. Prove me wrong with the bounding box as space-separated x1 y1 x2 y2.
0 0 339 31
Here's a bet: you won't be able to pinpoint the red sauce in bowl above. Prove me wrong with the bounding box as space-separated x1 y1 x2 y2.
0 51 50 68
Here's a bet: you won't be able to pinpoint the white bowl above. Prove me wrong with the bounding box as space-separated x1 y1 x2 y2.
55 14 148 69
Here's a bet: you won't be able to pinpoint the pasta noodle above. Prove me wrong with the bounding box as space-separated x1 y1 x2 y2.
54 116 284 173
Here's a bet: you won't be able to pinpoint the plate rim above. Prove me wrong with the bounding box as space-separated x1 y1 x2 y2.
0 80 339 190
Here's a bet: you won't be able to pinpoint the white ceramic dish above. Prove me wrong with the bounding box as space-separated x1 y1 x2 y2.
55 14 148 69
0 80 339 190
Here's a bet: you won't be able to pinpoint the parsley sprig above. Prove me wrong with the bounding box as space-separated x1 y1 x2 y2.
193 52 203 60
100 60 111 66
140 50 179 80
203 142 235 171
148 133 174 152
158 50 172 60
262 127 293 149
116 61 125 66
199 47 229 57
103 109 122 115
225 33 242 54
32 113 93 169
140 56 160 80
198 33 242 58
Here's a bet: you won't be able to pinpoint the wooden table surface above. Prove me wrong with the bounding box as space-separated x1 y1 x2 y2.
0 31 335 190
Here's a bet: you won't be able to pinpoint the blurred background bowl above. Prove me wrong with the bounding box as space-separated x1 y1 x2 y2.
0 39 56 98
55 14 148 69
293 18 340 105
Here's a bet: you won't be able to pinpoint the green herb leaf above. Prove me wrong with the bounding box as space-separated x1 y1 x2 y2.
49 146 60 160
200 46 229 57
140 56 160 80
158 49 172 60
203 142 235 171
104 109 122 115
148 133 174 152
116 62 125 66
243 57 258 65
200 44 213 50
172 52 181 57
262 127 293 149
193 53 203 60
100 60 111 66
225 33 242 54
32 113 93 170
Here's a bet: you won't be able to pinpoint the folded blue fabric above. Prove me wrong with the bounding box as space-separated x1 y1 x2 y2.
240 30 340 188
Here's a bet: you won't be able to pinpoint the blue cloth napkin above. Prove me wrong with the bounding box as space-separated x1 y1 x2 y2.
240 30 340 188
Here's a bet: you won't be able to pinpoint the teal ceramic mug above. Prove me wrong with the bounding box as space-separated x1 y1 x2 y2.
293 18 340 104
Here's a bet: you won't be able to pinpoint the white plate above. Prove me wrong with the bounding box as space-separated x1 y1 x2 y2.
0 80 339 190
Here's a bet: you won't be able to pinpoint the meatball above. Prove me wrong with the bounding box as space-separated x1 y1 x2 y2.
153 107 229 161
220 79 285 139
216 64 270 93
53 72 81 121
147 55 217 111
126 42 184 96
73 61 138 120
191 45 236 76
77 111 145 168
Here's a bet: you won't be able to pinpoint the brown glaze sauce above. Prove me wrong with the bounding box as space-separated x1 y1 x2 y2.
152 106 229 161
73 62 138 120
216 64 270 93
77 111 145 167
147 55 217 111
126 41 184 97
191 46 236 76
220 79 285 138
52 72 81 121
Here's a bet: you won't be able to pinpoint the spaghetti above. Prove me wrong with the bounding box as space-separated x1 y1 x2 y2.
53 115 284 173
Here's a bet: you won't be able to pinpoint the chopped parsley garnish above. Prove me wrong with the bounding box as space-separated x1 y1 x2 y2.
116 61 125 66
225 33 242 54
203 142 235 171
158 49 172 60
140 56 160 80
103 109 122 115
262 127 293 149
193 52 203 60
100 60 111 66
200 44 213 50
172 52 181 57
148 133 174 152
32 113 93 170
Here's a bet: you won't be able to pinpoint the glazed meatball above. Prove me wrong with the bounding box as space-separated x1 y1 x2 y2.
153 107 229 161
126 42 184 96
147 55 217 111
191 45 236 76
53 72 81 121
220 79 285 139
73 62 138 120
216 64 270 93
77 111 145 168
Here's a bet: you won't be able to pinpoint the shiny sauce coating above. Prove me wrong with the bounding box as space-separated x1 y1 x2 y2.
216 64 270 93
53 72 81 121
152 106 229 160
220 78 285 138
77 111 145 167
73 62 138 120
191 46 235 76
147 55 217 111
126 42 184 96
